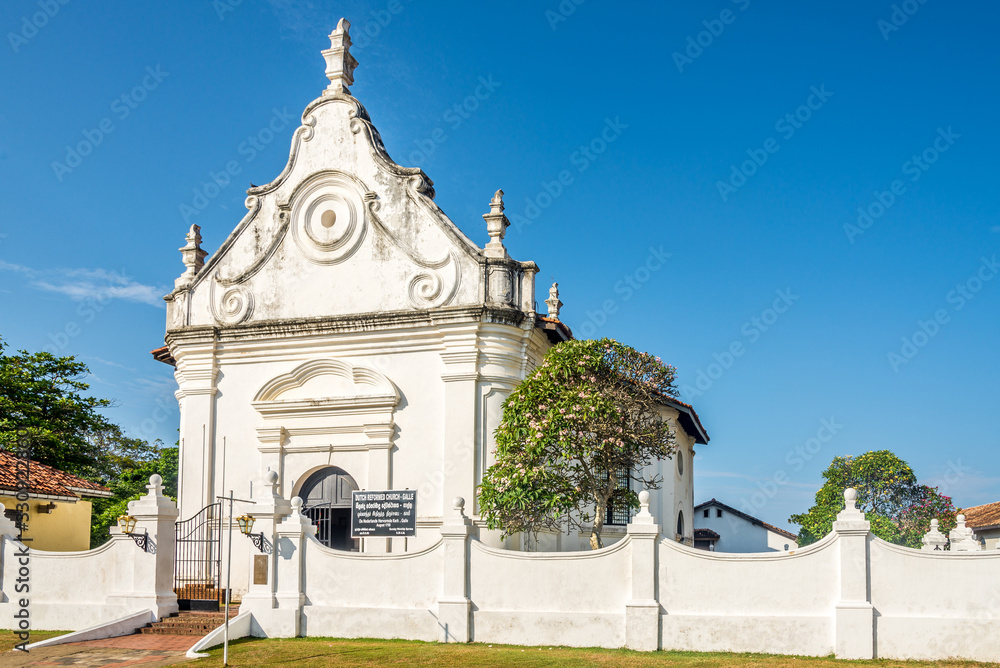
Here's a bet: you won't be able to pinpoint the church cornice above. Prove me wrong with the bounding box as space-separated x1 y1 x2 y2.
165 305 527 346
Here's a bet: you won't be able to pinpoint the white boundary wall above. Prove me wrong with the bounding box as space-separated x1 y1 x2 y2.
0 476 178 632
240 489 1000 662
2 479 997 661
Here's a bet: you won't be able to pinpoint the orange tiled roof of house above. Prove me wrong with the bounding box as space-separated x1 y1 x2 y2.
0 451 111 500
963 501 1000 530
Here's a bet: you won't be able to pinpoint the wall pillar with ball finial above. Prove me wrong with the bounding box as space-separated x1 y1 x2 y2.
625 490 660 650
240 470 292 615
106 474 180 621
833 488 874 659
437 496 473 643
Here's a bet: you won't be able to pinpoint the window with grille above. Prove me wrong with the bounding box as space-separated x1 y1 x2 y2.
604 466 632 526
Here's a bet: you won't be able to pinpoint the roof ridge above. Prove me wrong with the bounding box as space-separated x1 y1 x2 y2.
694 497 798 540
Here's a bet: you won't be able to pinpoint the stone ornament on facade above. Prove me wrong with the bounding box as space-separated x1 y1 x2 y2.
921 518 949 551
322 18 358 95
482 189 509 259
949 514 983 551
545 282 563 319
210 281 255 325
175 224 208 289
288 171 368 266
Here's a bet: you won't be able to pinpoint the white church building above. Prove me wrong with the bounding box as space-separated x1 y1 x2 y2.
153 19 708 598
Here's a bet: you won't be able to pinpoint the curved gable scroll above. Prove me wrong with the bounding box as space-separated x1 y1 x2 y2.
252 359 399 419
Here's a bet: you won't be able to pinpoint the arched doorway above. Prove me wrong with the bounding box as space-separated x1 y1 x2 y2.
299 467 359 551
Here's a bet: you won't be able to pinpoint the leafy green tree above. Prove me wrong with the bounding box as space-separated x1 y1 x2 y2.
790 450 958 548
0 336 157 479
0 335 176 546
91 445 178 547
478 338 678 550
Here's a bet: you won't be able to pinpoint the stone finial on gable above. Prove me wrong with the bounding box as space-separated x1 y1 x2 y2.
948 514 982 551
322 18 359 95
545 282 563 319
175 224 208 289
483 189 510 259
921 518 949 551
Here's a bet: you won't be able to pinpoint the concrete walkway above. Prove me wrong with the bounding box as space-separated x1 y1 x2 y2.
1 633 197 667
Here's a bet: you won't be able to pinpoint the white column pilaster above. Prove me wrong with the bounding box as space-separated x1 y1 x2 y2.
833 488 874 660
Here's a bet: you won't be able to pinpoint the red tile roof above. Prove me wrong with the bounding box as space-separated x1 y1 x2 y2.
536 315 573 343
694 498 798 541
0 452 111 500
694 528 720 540
151 345 176 367
964 501 1000 530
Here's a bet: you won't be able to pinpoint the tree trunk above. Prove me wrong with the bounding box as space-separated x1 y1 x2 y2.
590 501 606 550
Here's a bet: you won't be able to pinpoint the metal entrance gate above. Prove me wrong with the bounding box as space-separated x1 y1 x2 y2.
174 502 222 611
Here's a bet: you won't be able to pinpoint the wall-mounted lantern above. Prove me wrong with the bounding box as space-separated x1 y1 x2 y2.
117 514 149 552
237 514 265 553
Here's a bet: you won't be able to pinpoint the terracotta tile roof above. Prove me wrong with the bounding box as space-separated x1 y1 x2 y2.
0 451 111 500
151 345 176 367
657 395 709 445
536 315 573 343
694 498 798 541
694 528 720 540
963 501 1000 530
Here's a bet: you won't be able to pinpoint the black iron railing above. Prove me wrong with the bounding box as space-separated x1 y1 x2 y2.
174 502 222 611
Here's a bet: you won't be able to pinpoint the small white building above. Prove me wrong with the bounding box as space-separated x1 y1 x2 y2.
153 19 708 600
693 499 797 552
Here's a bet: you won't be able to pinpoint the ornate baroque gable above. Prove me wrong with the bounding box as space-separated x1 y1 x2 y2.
165 19 537 331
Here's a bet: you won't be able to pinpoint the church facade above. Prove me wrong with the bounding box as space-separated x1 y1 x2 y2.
155 20 707 593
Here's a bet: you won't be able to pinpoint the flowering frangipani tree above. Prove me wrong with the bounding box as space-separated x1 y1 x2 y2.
478 338 678 550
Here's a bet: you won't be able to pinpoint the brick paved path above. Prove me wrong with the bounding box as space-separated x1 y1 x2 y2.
1 630 198 667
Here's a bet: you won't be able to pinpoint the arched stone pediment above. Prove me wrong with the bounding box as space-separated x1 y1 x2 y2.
252 359 398 419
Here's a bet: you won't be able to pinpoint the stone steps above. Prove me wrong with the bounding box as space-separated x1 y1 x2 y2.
139 610 240 636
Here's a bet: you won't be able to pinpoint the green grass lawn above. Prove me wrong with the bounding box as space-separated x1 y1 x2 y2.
0 630 70 653
195 637 1000 667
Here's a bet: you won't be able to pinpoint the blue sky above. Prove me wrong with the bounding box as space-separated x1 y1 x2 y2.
1 1 997 530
